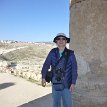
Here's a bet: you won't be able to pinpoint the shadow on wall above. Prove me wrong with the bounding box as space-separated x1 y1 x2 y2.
0 82 15 90
18 93 53 107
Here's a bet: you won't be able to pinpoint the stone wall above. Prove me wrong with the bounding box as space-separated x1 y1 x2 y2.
69 0 107 107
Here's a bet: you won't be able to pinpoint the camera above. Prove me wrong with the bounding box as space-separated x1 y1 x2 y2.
55 68 63 81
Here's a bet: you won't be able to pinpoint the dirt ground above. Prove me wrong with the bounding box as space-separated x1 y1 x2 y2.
0 73 52 107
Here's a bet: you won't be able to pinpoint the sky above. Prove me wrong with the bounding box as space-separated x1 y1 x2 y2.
0 0 70 42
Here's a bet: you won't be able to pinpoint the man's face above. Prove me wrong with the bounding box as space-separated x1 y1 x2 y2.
56 37 67 47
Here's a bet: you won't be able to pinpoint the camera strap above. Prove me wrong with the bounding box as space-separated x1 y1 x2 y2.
64 48 71 70
52 47 70 72
52 53 64 71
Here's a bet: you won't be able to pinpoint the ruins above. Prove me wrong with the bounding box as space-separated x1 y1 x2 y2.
69 0 107 106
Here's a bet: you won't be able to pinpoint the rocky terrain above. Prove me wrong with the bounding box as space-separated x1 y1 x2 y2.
0 42 56 84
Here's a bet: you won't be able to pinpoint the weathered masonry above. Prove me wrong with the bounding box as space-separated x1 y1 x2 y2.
69 0 107 107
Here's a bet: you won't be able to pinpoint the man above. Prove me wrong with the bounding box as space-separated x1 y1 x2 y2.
41 33 78 107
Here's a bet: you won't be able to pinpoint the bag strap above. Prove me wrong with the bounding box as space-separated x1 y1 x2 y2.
52 48 70 71
64 49 71 70
52 52 64 71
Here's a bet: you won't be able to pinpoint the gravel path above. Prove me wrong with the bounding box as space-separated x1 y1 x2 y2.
0 73 52 107
0 46 28 54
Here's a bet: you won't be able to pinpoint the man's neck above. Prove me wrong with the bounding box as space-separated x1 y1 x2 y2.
58 47 65 51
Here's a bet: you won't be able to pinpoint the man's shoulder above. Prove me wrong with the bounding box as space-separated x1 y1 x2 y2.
51 48 57 52
67 49 74 54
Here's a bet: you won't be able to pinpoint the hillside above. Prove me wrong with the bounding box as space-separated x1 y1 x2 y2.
0 42 56 84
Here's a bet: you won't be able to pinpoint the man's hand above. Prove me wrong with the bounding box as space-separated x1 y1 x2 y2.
70 84 75 92
41 79 46 87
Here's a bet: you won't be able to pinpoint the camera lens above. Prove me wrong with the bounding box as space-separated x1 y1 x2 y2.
56 77 61 81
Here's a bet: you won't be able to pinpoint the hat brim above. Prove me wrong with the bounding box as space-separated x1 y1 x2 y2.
53 35 70 43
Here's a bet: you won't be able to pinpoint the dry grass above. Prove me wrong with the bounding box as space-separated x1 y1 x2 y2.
3 43 55 62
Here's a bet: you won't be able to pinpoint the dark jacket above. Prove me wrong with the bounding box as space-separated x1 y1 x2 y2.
41 47 78 88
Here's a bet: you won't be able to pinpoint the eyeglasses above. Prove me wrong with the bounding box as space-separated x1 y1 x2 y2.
56 37 66 41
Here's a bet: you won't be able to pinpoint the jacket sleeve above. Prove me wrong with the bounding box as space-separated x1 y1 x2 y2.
41 50 52 79
71 52 78 84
